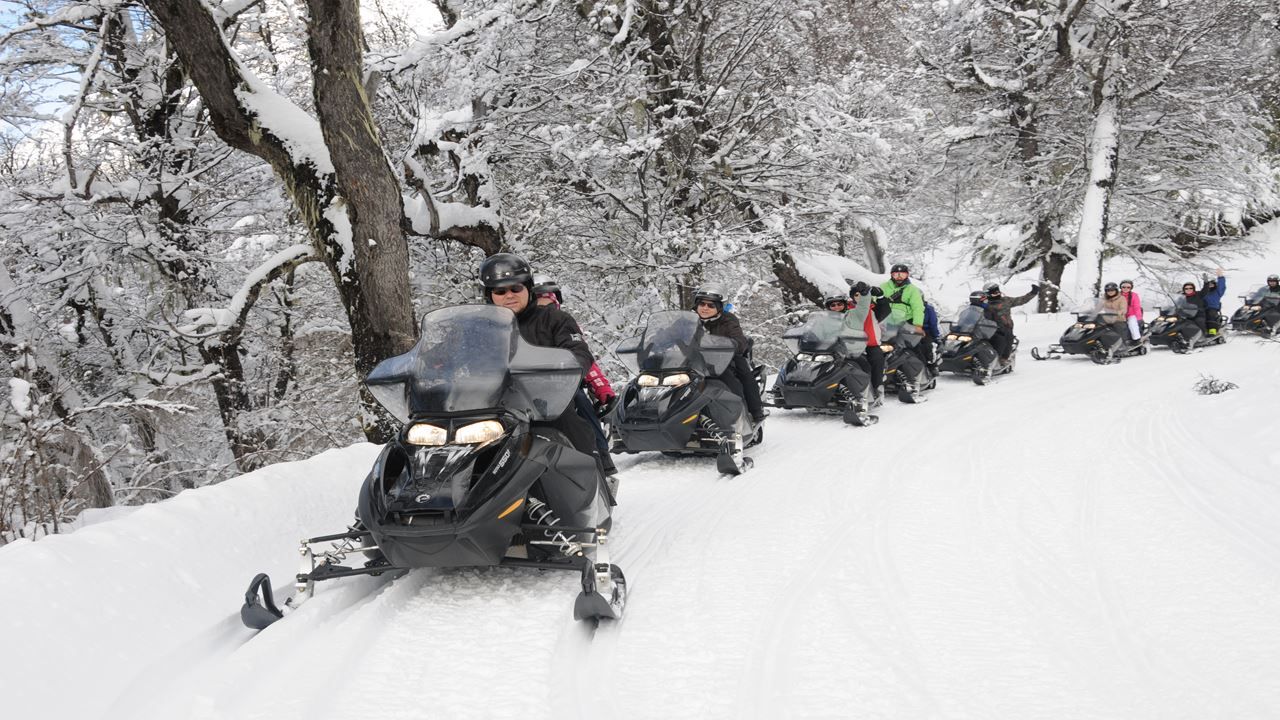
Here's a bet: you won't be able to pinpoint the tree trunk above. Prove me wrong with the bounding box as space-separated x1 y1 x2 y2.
1072 88 1121 305
769 246 824 308
144 0 417 443
1038 251 1070 313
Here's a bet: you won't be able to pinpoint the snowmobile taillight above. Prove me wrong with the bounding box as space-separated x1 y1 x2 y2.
406 423 448 446
454 420 505 444
662 373 691 387
637 374 660 387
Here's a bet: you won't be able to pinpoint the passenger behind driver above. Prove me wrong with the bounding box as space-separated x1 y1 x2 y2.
693 286 767 424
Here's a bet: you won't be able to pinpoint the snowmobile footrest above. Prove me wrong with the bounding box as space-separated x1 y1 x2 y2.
241 573 284 630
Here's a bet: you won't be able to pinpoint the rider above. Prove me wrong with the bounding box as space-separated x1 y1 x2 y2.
982 281 1040 367
1119 279 1143 341
693 285 766 424
480 254 600 462
1267 274 1280 296
848 281 889 403
878 263 932 366
531 275 619 477
1179 281 1209 340
1100 282 1127 325
1201 269 1227 334
822 295 849 313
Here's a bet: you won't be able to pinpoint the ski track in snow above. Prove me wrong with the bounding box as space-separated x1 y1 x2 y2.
5 320 1280 719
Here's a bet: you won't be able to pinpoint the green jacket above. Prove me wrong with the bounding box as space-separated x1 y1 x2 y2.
879 279 925 326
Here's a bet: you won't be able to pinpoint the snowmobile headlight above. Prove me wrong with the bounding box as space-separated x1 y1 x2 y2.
1073 322 1083 328
880 343 894 352
796 352 813 361
406 423 448 446
662 373 691 387
946 333 957 340
1083 323 1096 330
454 420 505 444
813 354 834 363
1250 305 1262 311
958 335 972 343
637 374 659 387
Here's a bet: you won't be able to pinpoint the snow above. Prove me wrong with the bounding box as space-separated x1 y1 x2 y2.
179 244 312 335
8 377 33 417
5 236 1280 719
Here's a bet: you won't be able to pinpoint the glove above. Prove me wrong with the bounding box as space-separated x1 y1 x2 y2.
850 281 870 297
595 394 618 420
869 286 883 297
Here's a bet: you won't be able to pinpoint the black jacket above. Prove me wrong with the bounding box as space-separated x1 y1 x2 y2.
701 311 750 355
985 287 1038 330
513 302 594 373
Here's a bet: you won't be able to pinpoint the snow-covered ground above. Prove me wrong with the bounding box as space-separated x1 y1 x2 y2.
5 228 1280 719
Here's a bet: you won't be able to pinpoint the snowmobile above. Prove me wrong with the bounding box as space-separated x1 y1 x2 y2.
1148 298 1227 353
879 319 938 403
766 310 878 426
938 306 1017 383
1229 286 1280 338
608 310 763 475
240 305 626 631
1030 303 1149 364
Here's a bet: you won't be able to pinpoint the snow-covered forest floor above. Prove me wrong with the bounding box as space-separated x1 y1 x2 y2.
5 231 1280 719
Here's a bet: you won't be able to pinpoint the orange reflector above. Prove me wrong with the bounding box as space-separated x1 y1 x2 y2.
826 382 840 389
681 413 699 425
498 498 524 520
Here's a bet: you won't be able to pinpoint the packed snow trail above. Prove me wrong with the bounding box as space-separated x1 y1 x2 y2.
4 319 1280 720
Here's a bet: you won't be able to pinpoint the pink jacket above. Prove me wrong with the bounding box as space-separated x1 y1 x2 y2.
1123 290 1142 319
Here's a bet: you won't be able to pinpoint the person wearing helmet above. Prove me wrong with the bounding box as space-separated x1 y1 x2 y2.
822 295 849 313
1267 274 1280 296
1200 268 1227 334
1099 282 1127 324
878 262 937 367
693 285 766 424
847 281 889 404
529 275 620 476
1119 280 1143 341
1178 280 1209 337
981 280 1040 366
479 253 600 464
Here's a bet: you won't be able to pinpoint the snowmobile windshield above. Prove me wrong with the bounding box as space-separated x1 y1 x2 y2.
1245 286 1278 304
880 318 920 345
1173 297 1200 318
632 310 735 376
951 306 989 333
1076 300 1121 323
365 305 583 423
782 311 866 355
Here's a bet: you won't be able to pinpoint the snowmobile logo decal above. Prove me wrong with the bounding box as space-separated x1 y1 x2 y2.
493 448 512 471
415 493 432 503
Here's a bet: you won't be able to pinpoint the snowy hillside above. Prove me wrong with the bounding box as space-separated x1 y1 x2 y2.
5 238 1280 719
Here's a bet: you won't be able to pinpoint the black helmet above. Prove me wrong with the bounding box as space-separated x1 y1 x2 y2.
531 274 563 304
968 290 987 305
983 282 1000 295
849 281 870 298
823 295 848 309
1269 274 1279 284
1104 282 1119 293
890 263 909 274
692 285 726 311
1119 279 1134 289
479 253 534 291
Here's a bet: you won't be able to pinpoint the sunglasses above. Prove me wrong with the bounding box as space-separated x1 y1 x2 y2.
1182 286 1195 292
1120 285 1132 289
696 300 718 309
890 271 908 276
826 302 847 308
490 285 526 297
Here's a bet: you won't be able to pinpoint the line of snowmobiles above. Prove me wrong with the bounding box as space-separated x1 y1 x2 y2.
1031 294 1245 363
241 305 626 631
1229 286 1280 338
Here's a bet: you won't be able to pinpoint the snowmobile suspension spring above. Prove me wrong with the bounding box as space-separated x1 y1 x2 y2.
525 497 583 557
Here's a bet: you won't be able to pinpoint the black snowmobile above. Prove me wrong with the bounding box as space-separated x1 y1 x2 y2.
938 305 1016 384
1229 286 1280 338
1030 302 1149 364
608 310 763 475
240 305 625 630
880 318 938 403
767 310 878 426
1148 298 1226 353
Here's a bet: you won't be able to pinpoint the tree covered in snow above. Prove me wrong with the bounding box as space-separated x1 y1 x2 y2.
910 0 1279 311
